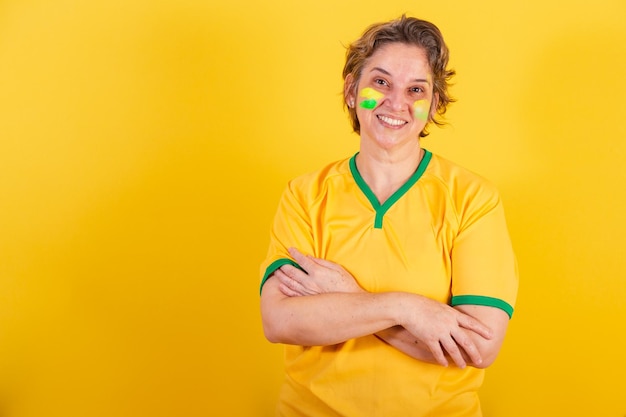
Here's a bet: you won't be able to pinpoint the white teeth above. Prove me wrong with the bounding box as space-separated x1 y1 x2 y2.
378 115 406 126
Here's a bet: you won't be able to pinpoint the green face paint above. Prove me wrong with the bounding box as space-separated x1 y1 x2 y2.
359 87 384 110
413 99 430 121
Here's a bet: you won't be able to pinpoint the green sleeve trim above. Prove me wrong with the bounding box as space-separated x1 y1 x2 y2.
450 295 515 319
259 258 303 295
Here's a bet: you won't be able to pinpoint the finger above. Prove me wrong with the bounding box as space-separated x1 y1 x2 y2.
273 269 292 287
426 340 449 367
278 282 301 297
440 337 466 369
451 331 483 367
287 247 316 273
274 268 298 291
280 264 309 283
457 314 493 340
278 276 309 296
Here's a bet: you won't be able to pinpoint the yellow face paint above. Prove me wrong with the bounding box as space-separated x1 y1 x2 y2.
413 99 430 121
359 88 384 110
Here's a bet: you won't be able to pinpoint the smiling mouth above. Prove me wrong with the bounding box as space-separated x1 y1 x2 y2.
377 115 407 127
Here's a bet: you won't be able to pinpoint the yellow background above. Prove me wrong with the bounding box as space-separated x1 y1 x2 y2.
1 0 625 416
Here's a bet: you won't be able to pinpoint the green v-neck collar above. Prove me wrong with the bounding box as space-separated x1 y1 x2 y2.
349 149 432 229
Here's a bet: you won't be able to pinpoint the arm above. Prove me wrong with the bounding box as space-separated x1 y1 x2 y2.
264 248 493 368
374 326 447 365
375 305 509 369
453 304 509 368
261 276 399 346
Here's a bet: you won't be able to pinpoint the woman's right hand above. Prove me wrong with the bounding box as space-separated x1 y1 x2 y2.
274 247 364 296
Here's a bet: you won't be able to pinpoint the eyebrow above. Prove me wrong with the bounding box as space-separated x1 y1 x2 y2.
370 67 431 84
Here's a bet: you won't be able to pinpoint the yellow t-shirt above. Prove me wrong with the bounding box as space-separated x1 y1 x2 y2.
260 150 518 416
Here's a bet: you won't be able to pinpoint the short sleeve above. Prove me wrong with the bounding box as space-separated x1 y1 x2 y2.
450 191 519 318
259 180 315 294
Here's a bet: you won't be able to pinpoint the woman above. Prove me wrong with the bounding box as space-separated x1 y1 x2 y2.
259 15 518 416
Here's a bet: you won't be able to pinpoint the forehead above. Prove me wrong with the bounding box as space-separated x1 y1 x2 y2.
363 42 431 76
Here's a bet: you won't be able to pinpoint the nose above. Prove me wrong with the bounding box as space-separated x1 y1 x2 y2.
384 88 409 112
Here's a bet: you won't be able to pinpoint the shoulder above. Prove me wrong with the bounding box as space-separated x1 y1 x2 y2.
425 152 499 197
424 152 502 222
284 156 353 201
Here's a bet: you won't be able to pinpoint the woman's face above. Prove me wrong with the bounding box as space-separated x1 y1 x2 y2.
348 43 436 151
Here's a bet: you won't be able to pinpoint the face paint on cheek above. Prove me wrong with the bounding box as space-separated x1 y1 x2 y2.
413 99 430 121
359 88 384 110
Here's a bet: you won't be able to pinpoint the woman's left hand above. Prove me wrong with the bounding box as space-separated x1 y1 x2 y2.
274 247 364 297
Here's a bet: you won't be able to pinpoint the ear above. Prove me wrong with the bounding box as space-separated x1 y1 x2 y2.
344 74 356 107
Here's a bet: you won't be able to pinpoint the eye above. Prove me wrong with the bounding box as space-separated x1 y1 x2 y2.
374 78 388 86
410 86 424 94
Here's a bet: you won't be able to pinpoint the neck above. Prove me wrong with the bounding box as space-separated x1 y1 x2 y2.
356 142 424 204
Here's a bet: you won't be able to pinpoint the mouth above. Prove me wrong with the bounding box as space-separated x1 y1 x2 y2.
377 114 408 127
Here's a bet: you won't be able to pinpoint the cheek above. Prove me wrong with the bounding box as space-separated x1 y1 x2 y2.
413 99 430 121
359 87 384 110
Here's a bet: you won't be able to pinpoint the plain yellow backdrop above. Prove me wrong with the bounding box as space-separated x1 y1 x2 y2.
1 0 625 416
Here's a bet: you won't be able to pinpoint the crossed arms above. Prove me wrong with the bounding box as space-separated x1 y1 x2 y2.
260 248 510 369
